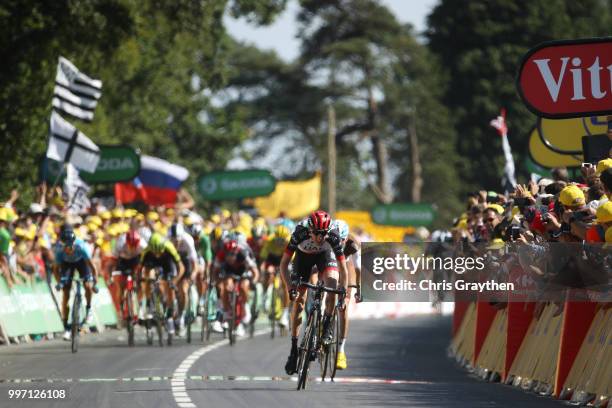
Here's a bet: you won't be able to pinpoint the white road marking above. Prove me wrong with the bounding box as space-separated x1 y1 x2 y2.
170 329 269 407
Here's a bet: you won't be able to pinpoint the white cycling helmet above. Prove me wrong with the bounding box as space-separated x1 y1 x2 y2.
333 219 349 241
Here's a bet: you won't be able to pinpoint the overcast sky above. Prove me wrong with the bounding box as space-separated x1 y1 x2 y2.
224 0 439 62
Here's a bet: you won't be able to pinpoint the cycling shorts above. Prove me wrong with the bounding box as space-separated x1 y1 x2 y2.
142 252 178 281
117 256 139 276
264 253 282 268
59 259 93 285
292 249 338 283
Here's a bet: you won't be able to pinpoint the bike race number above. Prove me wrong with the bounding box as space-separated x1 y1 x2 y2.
517 37 612 119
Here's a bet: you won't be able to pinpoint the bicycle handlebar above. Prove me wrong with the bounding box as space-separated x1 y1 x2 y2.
295 280 346 296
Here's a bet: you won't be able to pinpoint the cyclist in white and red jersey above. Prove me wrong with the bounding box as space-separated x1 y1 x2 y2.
110 229 147 321
281 210 349 375
213 239 259 337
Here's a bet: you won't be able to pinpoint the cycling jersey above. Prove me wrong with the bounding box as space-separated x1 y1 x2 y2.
54 238 92 264
285 219 345 261
172 232 198 264
198 232 213 264
141 239 181 265
113 233 147 259
260 237 287 259
214 243 257 277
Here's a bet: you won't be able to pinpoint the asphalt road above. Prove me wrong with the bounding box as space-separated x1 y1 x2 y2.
0 314 567 408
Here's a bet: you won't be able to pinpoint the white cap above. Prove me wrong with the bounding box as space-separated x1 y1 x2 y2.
29 203 44 214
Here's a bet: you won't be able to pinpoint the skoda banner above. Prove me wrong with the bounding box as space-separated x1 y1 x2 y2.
41 145 140 184
371 203 435 227
197 169 276 200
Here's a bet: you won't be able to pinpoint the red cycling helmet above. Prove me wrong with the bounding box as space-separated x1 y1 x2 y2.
224 240 239 254
126 230 141 248
308 210 331 233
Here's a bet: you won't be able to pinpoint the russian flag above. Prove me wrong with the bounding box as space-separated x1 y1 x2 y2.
115 155 189 206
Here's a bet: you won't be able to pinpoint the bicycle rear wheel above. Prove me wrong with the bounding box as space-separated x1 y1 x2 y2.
329 311 340 380
186 285 193 344
152 290 164 347
269 282 276 339
126 290 135 347
297 309 318 390
71 294 81 354
249 284 258 338
228 291 237 346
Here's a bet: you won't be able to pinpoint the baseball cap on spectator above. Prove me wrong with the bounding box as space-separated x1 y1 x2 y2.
100 211 111 220
596 158 612 176
606 227 612 243
29 203 44 214
559 185 585 207
486 204 504 215
147 211 159 221
596 202 612 224
0 208 8 222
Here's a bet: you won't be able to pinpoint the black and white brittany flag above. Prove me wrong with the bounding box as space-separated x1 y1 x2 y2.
52 56 102 122
46 111 100 173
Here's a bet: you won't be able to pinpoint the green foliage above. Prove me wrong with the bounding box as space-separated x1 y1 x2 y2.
427 0 612 193
0 0 285 209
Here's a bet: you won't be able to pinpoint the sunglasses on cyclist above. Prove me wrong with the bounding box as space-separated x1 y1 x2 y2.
310 229 328 237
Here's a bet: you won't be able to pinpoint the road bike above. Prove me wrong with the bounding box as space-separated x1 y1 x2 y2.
294 280 345 390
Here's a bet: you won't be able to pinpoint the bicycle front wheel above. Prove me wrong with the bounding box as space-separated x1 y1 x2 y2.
126 290 135 347
228 291 237 346
71 295 81 354
297 309 318 390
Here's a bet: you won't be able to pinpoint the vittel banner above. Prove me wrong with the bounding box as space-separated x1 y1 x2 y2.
517 37 612 118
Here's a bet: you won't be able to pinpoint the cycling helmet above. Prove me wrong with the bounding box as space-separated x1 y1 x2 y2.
149 233 166 254
308 210 331 233
126 230 141 248
60 227 76 246
224 240 239 254
251 224 266 238
333 219 349 241
190 223 203 237
274 225 291 242
168 223 184 239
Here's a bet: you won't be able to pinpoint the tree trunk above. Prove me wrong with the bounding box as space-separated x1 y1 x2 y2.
372 135 392 203
408 117 423 203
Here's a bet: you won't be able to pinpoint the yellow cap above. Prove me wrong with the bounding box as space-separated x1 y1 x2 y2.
165 208 175 216
135 213 145 221
89 215 103 226
606 226 612 243
210 214 221 224
596 201 612 223
596 158 612 175
184 217 194 226
14 227 26 237
124 209 137 218
559 185 585 207
0 208 8 222
487 238 505 250
87 222 98 232
112 208 124 218
221 209 231 218
147 211 159 221
486 204 504 215
100 211 111 220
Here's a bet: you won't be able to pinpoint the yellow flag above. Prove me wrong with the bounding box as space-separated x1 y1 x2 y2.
335 210 414 242
254 173 321 219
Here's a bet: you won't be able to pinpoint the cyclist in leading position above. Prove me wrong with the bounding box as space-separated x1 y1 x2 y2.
137 232 184 335
54 226 98 341
281 210 349 375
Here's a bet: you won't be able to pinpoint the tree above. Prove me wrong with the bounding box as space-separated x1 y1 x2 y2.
427 0 612 193
0 0 287 208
